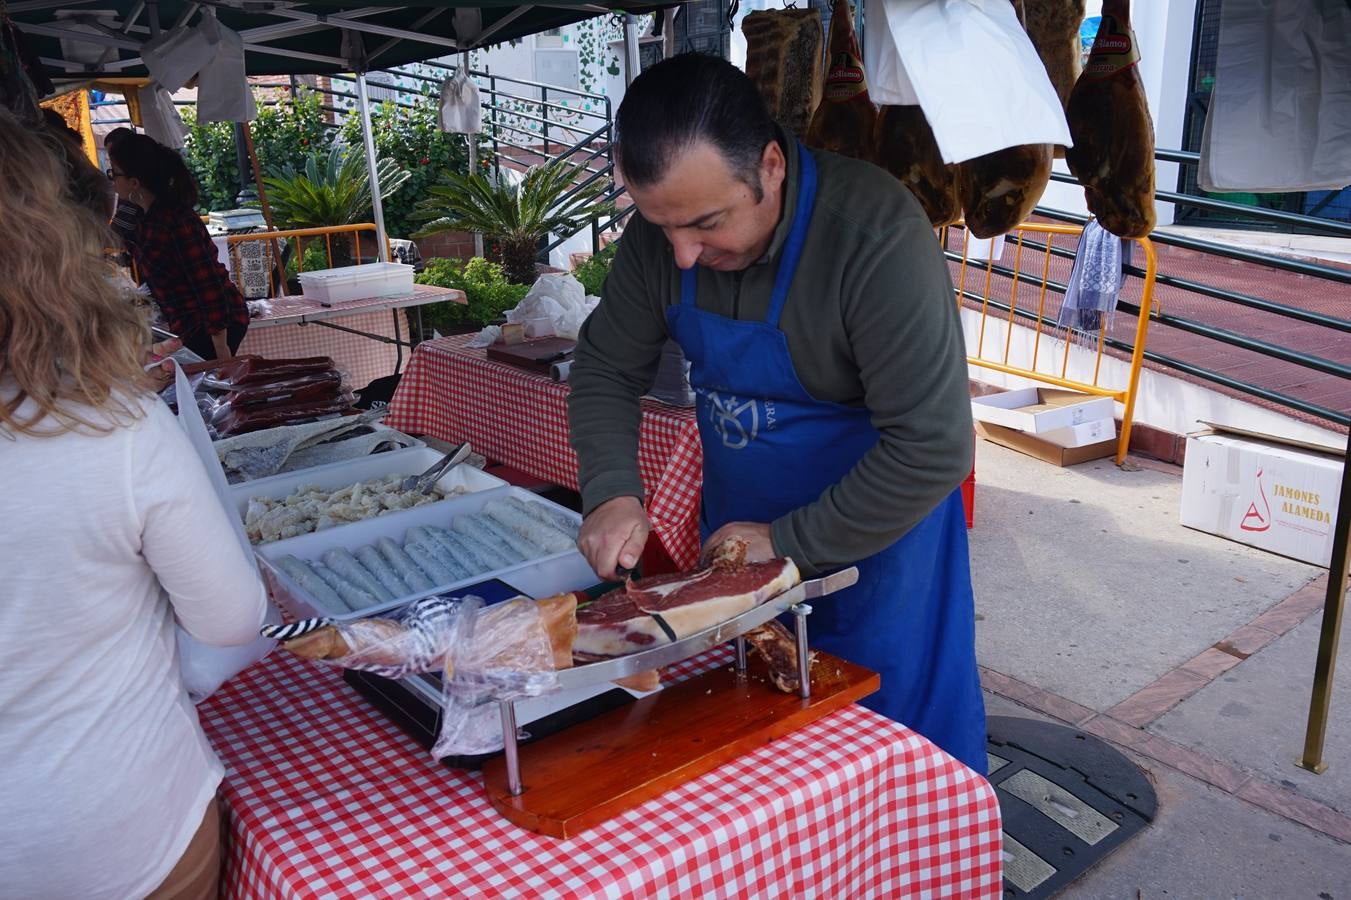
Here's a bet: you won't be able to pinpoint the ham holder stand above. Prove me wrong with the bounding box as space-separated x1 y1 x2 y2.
481 566 880 836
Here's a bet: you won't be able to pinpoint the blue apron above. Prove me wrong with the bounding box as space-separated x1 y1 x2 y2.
665 146 986 772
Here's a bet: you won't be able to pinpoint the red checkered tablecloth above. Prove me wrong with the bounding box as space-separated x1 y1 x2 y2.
239 286 463 395
385 334 705 568
199 649 1002 899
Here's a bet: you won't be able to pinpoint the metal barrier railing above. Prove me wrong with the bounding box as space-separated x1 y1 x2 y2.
942 221 1159 465
1032 206 1351 431
223 223 391 299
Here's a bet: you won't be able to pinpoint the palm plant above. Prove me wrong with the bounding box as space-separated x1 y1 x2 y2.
413 159 615 285
263 144 412 232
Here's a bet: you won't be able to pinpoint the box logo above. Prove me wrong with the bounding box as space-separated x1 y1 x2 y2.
1240 468 1272 532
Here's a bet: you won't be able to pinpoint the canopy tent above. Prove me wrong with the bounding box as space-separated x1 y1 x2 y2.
11 0 678 79
8 0 677 259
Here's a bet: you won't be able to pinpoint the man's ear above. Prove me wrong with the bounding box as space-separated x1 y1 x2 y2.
760 140 786 198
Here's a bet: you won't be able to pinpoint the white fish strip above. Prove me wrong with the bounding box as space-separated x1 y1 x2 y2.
311 560 379 612
323 548 395 603
426 527 491 577
275 555 346 611
470 513 547 560
405 540 463 586
376 537 435 592
449 524 517 569
504 495 580 538
483 499 575 553
356 545 409 597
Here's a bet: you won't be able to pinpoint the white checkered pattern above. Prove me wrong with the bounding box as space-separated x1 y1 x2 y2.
200 649 1002 899
384 335 705 569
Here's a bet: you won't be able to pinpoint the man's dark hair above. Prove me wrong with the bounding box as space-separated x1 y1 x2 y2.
615 53 776 201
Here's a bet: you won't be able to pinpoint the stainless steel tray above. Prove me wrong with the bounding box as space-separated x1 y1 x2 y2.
552 566 860 692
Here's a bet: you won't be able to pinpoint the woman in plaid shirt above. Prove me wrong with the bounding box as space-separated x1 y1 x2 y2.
108 133 250 359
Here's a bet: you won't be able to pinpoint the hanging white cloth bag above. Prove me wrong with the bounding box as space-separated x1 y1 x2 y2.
438 68 482 134
195 14 257 123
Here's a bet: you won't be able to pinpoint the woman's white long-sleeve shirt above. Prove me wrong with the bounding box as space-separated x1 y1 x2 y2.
0 389 268 899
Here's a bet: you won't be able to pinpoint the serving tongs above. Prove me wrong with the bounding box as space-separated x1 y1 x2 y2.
400 441 472 493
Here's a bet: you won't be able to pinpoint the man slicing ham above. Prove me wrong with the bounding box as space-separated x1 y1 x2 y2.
566 54 985 774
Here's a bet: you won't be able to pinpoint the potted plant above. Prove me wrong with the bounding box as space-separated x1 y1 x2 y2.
263 145 412 275
411 159 615 286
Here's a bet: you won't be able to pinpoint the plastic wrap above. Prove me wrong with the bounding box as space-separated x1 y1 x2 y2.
207 388 355 438
265 591 579 757
434 595 567 757
209 355 335 387
262 595 476 679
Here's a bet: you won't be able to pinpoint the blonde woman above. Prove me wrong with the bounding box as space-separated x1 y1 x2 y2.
0 112 268 900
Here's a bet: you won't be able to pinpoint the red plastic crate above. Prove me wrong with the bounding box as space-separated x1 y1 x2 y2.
961 465 976 529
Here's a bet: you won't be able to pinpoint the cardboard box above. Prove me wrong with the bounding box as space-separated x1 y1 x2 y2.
1040 416 1117 449
1180 426 1344 567
971 388 1117 434
976 421 1116 467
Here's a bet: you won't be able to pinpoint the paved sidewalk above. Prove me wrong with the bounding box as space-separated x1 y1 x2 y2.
971 439 1351 898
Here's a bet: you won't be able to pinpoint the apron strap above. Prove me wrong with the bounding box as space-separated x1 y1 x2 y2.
766 143 817 329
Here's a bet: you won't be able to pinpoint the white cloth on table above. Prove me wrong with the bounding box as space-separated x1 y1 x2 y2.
0 386 268 900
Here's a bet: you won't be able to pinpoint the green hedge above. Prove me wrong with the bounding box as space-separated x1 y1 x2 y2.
413 256 531 333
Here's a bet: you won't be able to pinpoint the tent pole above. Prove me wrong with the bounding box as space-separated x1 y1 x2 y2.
623 14 640 86
463 51 484 259
355 72 390 263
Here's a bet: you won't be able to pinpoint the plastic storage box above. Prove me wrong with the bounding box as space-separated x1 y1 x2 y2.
256 485 596 622
230 447 508 536
297 262 415 304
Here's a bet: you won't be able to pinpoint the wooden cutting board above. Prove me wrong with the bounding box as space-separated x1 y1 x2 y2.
481 650 879 838
485 338 577 374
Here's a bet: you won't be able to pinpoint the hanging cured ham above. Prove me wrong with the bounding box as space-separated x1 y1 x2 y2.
873 105 962 226
1018 0 1086 111
958 143 1052 238
742 9 824 139
805 0 875 161
1063 0 1156 238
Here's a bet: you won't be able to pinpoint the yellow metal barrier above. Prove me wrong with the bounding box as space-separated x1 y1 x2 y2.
943 221 1159 465
223 223 393 299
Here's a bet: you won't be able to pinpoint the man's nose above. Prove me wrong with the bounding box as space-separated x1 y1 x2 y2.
670 233 702 270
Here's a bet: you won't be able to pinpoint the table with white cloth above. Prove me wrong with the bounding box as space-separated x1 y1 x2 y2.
199 646 1003 899
237 284 464 392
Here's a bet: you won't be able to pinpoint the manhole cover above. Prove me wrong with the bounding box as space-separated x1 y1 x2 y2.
987 716 1157 898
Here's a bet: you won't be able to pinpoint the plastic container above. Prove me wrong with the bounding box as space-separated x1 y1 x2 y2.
231 446 508 531
297 262 415 304
256 485 596 622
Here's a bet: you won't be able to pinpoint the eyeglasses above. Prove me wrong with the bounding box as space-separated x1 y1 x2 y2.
105 168 126 180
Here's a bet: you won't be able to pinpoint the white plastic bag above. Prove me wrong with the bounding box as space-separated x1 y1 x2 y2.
137 82 188 149
170 361 280 702
1198 0 1351 193
438 69 482 134
140 23 212 93
195 15 256 124
863 0 1071 164
505 273 598 340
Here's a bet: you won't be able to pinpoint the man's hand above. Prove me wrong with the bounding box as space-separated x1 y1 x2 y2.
578 496 650 580
701 521 775 564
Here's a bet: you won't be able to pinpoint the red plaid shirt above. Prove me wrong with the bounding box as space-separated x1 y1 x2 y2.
126 203 249 338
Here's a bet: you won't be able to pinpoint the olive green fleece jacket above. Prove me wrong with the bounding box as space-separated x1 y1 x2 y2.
567 135 973 576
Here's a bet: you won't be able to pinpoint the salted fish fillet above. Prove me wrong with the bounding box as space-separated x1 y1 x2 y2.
574 558 800 659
